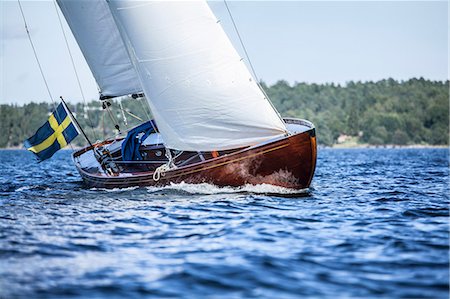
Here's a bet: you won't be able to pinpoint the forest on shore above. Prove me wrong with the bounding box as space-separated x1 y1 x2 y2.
1 78 448 148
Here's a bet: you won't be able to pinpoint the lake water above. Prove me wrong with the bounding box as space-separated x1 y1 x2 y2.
0 148 448 298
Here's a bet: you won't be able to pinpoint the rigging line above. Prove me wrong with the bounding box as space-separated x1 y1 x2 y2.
119 99 128 128
101 111 105 138
17 0 55 106
222 0 286 128
130 79 148 121
223 0 260 84
17 0 75 151
103 101 121 134
52 1 98 141
100 108 120 142
122 107 144 122
131 94 159 135
138 96 152 123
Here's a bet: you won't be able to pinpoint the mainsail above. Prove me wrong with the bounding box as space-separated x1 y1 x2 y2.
56 0 142 98
108 1 287 151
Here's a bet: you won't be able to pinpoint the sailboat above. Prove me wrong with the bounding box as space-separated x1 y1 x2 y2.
56 0 317 190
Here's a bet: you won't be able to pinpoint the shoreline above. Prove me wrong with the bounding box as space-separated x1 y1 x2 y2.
1 145 448 150
328 144 449 149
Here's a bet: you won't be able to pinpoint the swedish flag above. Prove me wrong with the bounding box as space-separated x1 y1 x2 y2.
24 102 80 161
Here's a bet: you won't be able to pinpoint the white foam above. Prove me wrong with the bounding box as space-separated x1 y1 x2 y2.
15 185 53 192
146 182 308 195
15 186 33 192
90 186 139 192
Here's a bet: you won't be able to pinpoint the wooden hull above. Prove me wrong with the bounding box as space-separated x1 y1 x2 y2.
74 127 317 190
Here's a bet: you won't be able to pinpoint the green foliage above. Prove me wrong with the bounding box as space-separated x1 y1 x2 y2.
0 78 448 148
266 78 449 146
0 98 152 148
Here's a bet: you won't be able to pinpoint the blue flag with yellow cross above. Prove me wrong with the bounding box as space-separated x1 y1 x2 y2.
24 102 80 161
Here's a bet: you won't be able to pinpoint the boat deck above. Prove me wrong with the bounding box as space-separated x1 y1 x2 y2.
72 118 316 189
74 119 312 177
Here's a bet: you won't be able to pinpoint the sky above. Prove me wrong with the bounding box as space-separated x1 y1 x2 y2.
1 0 448 105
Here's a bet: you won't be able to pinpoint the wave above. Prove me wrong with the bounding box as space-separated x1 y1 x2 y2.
89 186 140 192
15 185 53 192
146 182 309 196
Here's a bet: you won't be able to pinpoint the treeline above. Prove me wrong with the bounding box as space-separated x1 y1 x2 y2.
0 78 448 148
0 98 152 148
265 78 449 146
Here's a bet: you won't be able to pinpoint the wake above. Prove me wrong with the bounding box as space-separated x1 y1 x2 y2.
146 182 309 196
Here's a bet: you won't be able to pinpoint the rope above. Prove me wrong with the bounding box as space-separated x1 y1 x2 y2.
103 101 121 134
101 111 105 140
152 149 178 181
138 96 154 127
123 108 144 122
17 0 74 150
115 99 146 122
152 163 171 182
137 96 159 133
223 0 260 83
18 1 55 106
53 1 98 141
119 99 128 128
223 0 286 128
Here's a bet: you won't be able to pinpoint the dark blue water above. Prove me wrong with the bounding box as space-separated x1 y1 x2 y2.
0 148 448 298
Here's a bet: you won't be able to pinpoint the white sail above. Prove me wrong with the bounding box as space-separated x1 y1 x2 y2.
57 0 142 98
108 1 287 151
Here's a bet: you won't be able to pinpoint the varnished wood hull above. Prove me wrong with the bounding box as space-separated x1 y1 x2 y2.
74 128 317 190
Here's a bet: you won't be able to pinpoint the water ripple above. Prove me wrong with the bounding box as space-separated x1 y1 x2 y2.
0 148 448 298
